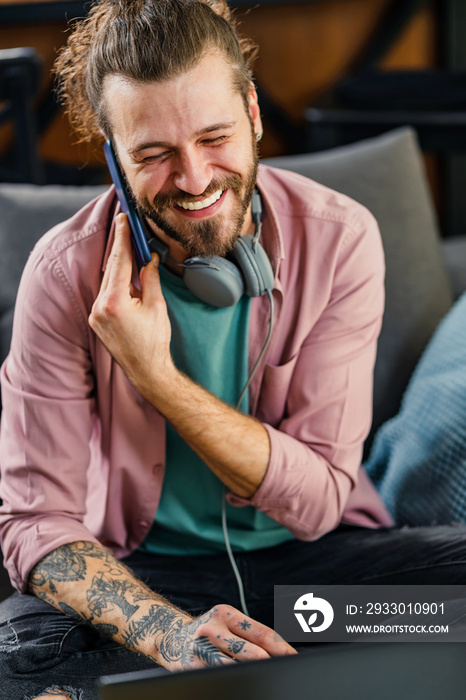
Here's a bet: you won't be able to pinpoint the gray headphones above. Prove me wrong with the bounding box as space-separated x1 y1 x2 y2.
147 188 275 308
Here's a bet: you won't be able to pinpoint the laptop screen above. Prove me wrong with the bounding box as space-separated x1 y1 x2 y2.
99 642 466 700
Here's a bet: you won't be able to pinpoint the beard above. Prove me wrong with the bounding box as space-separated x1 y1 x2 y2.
134 133 259 259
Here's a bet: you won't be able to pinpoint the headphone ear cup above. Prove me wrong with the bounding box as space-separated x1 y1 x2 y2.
183 256 245 307
229 236 275 298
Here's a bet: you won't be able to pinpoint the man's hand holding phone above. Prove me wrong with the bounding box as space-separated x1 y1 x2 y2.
89 213 175 397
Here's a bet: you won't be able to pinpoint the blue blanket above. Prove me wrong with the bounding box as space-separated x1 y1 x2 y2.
365 292 466 525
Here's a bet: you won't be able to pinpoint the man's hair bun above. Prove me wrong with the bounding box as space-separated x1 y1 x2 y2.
54 0 258 144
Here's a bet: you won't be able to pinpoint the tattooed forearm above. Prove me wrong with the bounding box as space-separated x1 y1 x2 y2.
29 541 115 593
59 602 119 638
27 542 266 671
33 586 58 607
122 604 180 649
27 541 199 666
59 601 91 623
87 572 140 620
29 544 89 593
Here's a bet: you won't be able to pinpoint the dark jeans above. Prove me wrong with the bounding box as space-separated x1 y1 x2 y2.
2 524 466 699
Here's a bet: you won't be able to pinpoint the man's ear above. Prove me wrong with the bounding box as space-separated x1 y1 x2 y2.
248 83 262 138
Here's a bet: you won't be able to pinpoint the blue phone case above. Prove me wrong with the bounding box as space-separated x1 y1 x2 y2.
103 139 152 267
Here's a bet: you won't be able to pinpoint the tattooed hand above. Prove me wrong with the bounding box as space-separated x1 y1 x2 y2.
153 604 297 671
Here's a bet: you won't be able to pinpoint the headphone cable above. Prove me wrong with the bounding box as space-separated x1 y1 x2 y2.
222 288 274 617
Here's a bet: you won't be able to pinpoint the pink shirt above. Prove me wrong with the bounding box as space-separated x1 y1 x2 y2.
0 165 393 593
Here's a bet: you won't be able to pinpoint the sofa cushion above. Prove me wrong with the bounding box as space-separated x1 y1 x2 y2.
0 184 106 366
365 291 466 525
264 127 454 449
442 236 466 300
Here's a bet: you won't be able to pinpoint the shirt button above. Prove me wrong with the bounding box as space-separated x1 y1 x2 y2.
139 520 149 528
153 463 162 473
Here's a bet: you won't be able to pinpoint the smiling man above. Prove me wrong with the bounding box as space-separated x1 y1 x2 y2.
5 1 465 698
110 52 260 260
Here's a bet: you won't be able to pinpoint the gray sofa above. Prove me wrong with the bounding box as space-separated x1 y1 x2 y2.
0 127 465 600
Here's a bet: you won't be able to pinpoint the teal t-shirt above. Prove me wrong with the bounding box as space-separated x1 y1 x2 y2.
140 264 293 555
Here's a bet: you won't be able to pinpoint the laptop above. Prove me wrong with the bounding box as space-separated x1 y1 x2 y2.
99 642 466 700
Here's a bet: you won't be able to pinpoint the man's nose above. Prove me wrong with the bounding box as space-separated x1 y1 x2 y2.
172 147 213 196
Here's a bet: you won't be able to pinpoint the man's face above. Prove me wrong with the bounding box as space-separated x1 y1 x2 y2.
103 52 262 260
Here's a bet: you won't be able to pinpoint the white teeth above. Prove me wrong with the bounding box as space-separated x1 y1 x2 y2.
176 189 223 211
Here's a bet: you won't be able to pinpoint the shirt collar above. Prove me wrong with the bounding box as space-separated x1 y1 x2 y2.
256 164 285 294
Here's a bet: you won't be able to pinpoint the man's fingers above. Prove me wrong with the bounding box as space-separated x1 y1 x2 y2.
101 213 134 294
222 607 297 658
242 621 297 658
217 633 270 662
192 606 296 665
190 637 238 667
187 630 268 667
138 251 165 305
102 214 163 308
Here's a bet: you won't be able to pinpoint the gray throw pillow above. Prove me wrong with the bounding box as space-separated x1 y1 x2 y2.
265 127 453 449
0 184 106 365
